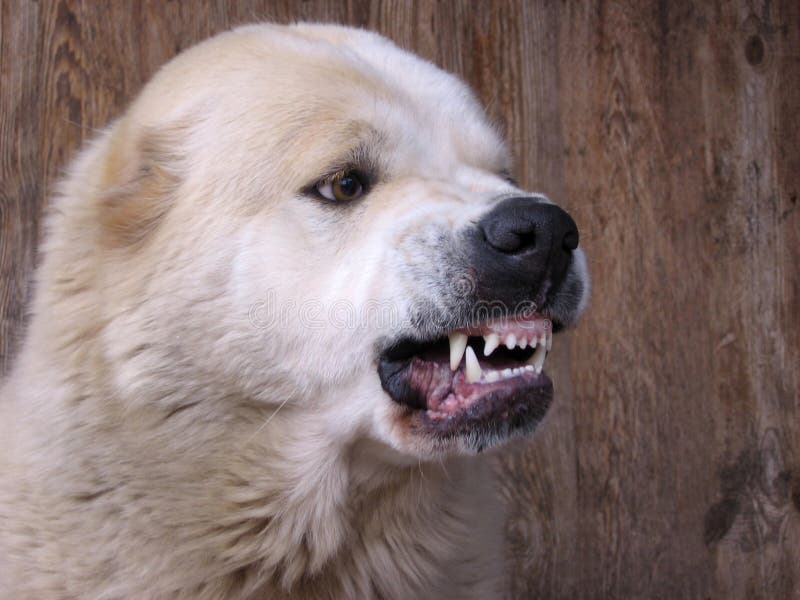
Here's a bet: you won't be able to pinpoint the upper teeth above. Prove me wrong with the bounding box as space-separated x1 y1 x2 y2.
483 334 500 356
448 332 468 371
446 329 553 380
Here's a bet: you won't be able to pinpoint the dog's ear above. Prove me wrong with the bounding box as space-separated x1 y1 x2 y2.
97 118 187 248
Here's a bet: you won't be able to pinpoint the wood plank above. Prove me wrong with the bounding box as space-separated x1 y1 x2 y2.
0 0 42 375
1 1 798 596
557 0 800 597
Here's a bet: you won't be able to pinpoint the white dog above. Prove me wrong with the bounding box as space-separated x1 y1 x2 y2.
0 23 588 598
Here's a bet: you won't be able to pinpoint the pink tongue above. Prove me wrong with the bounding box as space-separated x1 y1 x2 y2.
456 315 552 340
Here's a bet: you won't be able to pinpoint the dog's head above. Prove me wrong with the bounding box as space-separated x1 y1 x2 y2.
82 24 588 461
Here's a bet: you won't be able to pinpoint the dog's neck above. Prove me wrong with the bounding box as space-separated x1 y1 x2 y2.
3 351 502 597
185 405 501 597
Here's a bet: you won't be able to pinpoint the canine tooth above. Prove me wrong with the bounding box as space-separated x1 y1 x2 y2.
525 364 535 372
546 332 553 351
483 334 500 356
539 334 547 348
519 337 528 349
530 344 547 374
505 334 516 349
485 371 500 383
465 346 482 383
449 332 468 371
529 336 538 349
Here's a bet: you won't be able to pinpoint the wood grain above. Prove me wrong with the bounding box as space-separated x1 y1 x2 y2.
1 1 798 597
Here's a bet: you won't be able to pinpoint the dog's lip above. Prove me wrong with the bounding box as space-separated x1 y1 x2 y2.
378 352 553 443
451 314 553 339
409 371 553 444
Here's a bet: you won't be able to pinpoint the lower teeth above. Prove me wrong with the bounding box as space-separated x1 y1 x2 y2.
481 364 537 383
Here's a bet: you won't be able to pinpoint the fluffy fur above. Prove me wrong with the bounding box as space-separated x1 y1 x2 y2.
0 23 587 598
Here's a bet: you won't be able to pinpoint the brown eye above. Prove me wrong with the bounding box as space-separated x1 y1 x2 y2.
317 172 365 202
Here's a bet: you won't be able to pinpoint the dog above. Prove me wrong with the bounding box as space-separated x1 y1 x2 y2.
0 23 588 598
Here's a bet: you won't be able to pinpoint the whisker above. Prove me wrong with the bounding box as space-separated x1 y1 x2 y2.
246 396 291 444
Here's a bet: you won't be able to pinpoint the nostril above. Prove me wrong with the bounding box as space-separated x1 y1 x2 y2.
516 229 537 253
482 219 536 254
563 229 579 251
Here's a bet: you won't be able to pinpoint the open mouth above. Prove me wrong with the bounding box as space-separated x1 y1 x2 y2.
378 315 555 444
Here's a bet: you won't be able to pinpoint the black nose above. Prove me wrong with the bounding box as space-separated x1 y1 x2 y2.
480 196 579 255
467 196 579 308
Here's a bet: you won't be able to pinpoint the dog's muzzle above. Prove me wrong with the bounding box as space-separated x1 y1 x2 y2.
377 194 585 452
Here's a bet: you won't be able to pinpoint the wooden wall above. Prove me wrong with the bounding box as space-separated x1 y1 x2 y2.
1 1 798 597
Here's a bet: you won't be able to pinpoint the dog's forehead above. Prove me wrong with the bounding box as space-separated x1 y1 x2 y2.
165 23 508 175
126 24 511 188
289 24 481 117
285 23 508 168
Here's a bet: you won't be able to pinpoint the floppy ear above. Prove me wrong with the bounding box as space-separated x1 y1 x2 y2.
97 118 187 248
